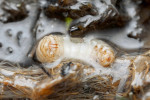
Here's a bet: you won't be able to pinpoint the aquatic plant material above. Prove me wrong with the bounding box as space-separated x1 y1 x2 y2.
1 50 150 99
0 0 28 23
44 0 98 20
69 0 130 36
0 0 150 99
44 0 130 36
65 17 73 30
0 58 129 100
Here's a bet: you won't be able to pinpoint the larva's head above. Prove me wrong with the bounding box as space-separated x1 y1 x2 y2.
36 35 64 63
92 40 115 67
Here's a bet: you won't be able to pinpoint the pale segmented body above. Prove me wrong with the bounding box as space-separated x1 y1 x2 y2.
91 39 115 67
36 35 115 67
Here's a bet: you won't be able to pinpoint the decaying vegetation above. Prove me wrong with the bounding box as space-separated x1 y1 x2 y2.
0 0 150 100
0 50 150 99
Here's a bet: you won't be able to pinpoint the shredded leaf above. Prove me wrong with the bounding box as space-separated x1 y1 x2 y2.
65 17 73 30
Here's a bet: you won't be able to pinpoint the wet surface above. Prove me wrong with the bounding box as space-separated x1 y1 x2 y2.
0 0 150 99
0 0 149 65
0 1 39 66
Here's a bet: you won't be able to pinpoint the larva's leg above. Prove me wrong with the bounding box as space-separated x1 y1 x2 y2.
33 62 52 77
28 41 52 77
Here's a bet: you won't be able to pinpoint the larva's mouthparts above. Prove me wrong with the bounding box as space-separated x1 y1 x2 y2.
36 35 115 67
36 35 64 63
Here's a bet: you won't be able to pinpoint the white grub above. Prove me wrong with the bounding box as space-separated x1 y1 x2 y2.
36 35 115 67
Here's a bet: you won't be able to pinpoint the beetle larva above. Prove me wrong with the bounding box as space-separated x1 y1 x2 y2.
36 35 115 67
36 35 64 63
